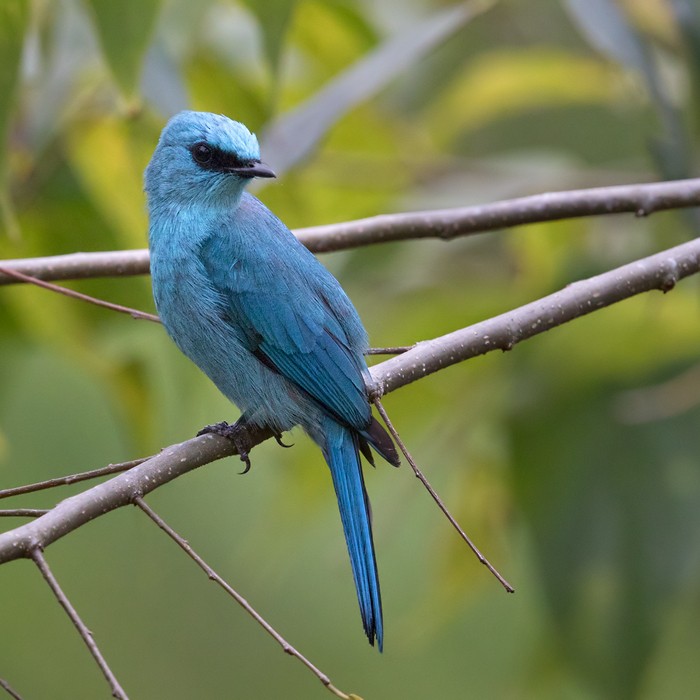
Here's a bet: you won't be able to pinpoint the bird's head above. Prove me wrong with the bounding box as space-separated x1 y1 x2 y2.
144 111 275 207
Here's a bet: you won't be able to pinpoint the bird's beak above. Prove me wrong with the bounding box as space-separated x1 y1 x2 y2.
228 162 276 179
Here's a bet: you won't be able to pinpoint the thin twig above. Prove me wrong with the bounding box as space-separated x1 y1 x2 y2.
0 458 148 500
30 548 128 699
134 497 355 700
0 509 49 518
373 397 514 593
0 266 160 322
0 678 23 700
2 177 700 287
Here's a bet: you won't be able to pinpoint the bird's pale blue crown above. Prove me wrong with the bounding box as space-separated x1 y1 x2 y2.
145 111 274 205
162 111 260 160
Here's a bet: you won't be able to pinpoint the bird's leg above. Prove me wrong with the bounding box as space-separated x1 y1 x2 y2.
197 418 254 474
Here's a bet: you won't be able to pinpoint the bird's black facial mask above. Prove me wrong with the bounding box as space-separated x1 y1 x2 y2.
189 141 275 179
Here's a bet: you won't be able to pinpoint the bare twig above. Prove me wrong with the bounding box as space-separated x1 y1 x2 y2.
0 509 49 518
0 458 148 500
2 236 700 564
374 398 514 592
134 498 356 700
0 266 160 322
30 548 128 699
0 677 24 700
2 178 700 285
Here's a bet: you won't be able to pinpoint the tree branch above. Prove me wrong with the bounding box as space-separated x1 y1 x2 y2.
1 177 699 285
371 236 700 394
295 177 700 252
2 235 700 563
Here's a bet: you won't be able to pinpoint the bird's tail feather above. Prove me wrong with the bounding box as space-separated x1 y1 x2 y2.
321 419 383 651
362 416 400 467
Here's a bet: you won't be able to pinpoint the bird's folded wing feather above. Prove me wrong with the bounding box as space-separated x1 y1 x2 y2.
200 219 371 430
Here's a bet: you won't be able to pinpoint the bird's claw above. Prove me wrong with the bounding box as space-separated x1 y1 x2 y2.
274 433 293 449
197 420 253 474
237 451 252 475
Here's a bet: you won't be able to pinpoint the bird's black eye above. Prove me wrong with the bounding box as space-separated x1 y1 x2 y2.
191 142 212 164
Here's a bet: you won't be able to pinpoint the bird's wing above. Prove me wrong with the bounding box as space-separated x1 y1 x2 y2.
253 292 371 429
200 212 371 430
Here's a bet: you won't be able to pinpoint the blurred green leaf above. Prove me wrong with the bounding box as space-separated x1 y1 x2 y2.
0 0 29 238
565 0 693 182
428 48 617 144
84 0 161 99
261 0 494 175
669 0 700 132
289 0 378 80
315 0 378 48
512 380 700 699
65 116 148 249
642 586 700 699
186 54 267 128
0 0 28 171
564 0 650 75
141 42 189 116
670 0 700 68
240 0 296 89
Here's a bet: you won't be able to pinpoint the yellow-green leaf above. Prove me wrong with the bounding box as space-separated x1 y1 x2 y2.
66 116 148 249
84 0 161 98
241 0 296 75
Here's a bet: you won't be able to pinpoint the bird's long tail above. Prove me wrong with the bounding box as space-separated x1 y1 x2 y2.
321 418 383 651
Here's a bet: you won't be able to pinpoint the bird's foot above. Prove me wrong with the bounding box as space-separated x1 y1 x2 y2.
197 420 253 474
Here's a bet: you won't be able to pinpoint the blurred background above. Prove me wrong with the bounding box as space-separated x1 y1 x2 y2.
2 0 700 698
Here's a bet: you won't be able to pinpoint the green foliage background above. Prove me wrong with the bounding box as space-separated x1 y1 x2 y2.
2 0 700 698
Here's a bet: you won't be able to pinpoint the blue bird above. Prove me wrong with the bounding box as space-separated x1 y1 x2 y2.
145 111 399 650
